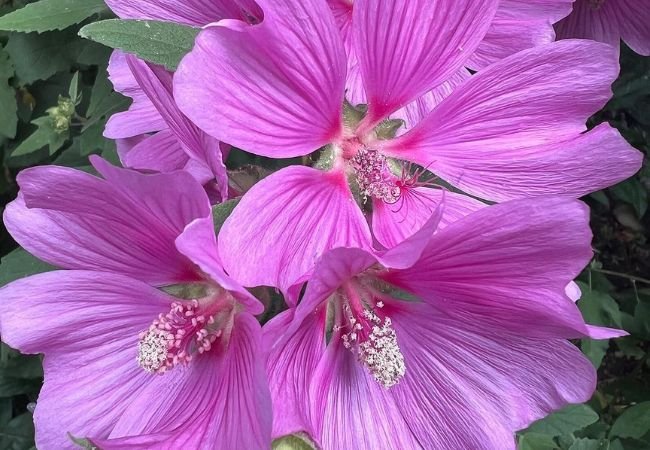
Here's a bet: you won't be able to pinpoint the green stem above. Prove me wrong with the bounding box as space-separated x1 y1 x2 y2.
590 268 650 285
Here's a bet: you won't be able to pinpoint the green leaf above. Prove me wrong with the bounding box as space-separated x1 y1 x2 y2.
610 178 648 219
610 402 650 440
524 405 599 437
0 248 54 287
517 433 558 450
79 19 199 70
0 0 106 33
11 116 68 157
212 199 240 236
569 438 610 450
0 48 18 139
272 434 316 450
0 413 35 450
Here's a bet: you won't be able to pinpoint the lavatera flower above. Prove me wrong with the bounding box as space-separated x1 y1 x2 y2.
265 196 625 450
175 0 643 296
0 156 271 449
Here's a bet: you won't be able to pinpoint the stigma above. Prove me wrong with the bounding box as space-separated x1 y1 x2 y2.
349 147 401 204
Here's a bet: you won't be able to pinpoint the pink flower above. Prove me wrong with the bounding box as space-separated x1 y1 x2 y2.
265 197 625 449
104 52 230 202
556 0 650 56
174 0 642 295
0 157 271 449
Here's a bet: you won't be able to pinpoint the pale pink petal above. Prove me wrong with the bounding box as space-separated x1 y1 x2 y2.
352 0 498 126
175 217 264 314
386 41 643 201
174 0 346 158
385 197 622 339
97 313 271 449
372 188 485 248
467 0 574 69
0 271 173 449
265 310 324 439
5 161 208 285
126 56 229 199
104 0 261 25
218 166 372 294
121 130 189 173
104 51 165 139
566 281 582 302
389 302 597 447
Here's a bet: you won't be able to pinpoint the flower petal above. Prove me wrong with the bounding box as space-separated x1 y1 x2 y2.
5 160 208 285
386 40 643 201
352 0 498 125
0 271 173 449
389 302 597 448
218 166 372 294
104 0 261 25
385 197 619 339
104 51 165 139
468 0 574 69
121 130 189 173
97 313 272 449
174 0 346 158
372 188 485 248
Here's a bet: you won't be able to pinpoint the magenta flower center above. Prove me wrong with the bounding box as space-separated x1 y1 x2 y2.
349 147 401 203
331 279 406 388
137 296 234 374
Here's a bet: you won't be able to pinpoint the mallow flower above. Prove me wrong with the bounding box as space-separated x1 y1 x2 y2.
556 0 650 56
106 51 230 202
0 156 271 449
265 196 625 449
174 0 642 296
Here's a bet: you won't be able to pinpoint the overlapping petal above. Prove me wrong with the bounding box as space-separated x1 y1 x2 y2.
175 0 346 157
386 40 643 201
218 166 372 294
352 0 498 126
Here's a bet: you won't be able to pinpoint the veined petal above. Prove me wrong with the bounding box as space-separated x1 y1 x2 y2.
613 0 650 56
0 271 173 449
104 0 261 25
386 40 642 201
218 166 372 294
98 313 272 449
372 188 485 249
385 197 618 339
352 0 498 126
468 0 574 69
174 0 346 158
104 51 165 139
121 130 189 173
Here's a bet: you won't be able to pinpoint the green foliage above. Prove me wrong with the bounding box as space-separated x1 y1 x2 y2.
0 0 106 33
0 248 54 286
79 19 199 70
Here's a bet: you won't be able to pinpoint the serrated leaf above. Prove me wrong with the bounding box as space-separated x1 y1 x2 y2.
0 248 54 287
0 48 18 139
11 116 68 157
610 402 650 440
0 0 106 33
524 405 599 437
79 19 199 70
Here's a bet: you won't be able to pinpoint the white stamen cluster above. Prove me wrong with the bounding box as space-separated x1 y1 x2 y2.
341 303 406 388
349 147 401 203
137 300 220 374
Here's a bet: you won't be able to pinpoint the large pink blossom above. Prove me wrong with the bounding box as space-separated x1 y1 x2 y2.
174 0 642 295
556 0 650 56
265 197 624 449
0 157 271 449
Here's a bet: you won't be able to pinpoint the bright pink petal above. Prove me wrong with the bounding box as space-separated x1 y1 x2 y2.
218 166 372 294
175 217 264 314
0 271 174 449
265 310 325 440
386 40 643 201
5 161 208 285
388 302 597 448
97 313 272 449
126 56 229 199
104 0 261 25
468 0 574 69
556 0 650 56
352 0 498 126
174 0 346 158
385 197 621 339
104 51 165 139
121 130 189 173
372 188 485 249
